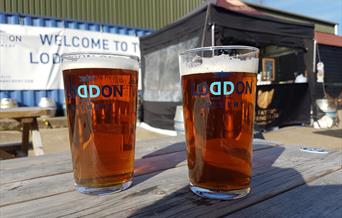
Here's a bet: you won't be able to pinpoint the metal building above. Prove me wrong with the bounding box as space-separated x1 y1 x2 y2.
0 0 336 33
0 12 151 113
0 0 204 30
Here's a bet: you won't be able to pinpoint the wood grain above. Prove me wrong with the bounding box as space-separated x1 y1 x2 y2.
20 119 31 156
229 170 342 218
1 144 340 218
0 136 185 184
0 143 276 207
30 118 44 156
0 107 50 119
110 151 342 218
0 137 275 184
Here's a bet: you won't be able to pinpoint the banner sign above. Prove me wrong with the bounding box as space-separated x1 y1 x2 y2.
255 83 310 129
0 24 140 90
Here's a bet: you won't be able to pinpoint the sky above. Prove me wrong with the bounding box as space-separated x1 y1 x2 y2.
243 0 342 35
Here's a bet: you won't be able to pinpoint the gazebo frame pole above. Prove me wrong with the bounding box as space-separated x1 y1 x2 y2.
211 24 215 46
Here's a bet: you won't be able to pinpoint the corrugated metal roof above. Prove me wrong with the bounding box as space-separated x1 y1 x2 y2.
315 32 342 47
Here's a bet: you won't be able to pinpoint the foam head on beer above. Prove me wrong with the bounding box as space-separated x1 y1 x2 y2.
63 54 139 99
62 53 139 71
179 53 258 76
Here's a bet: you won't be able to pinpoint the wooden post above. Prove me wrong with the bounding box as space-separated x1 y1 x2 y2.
31 118 44 156
19 118 32 157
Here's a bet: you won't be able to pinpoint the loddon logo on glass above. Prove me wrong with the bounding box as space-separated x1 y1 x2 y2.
77 84 123 98
191 80 253 96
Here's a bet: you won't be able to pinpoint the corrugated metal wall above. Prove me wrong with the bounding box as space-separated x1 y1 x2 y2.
0 0 204 29
0 12 152 114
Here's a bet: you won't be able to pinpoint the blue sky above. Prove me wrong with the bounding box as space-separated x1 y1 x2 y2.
243 0 342 35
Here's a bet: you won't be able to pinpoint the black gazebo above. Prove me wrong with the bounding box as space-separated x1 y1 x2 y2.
140 2 315 130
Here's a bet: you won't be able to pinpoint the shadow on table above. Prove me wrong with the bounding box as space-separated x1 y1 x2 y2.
313 129 342 139
128 145 341 218
133 142 186 186
140 142 185 159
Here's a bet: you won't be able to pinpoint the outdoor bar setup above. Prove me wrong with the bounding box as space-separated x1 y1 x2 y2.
140 0 315 131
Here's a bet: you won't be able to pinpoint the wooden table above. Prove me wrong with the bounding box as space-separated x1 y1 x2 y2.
0 107 51 157
0 136 341 217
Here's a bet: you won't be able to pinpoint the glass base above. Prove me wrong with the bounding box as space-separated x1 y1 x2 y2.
75 179 133 195
190 183 250 200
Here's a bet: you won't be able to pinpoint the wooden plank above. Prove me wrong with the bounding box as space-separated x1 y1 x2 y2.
0 138 275 185
0 136 185 184
0 151 186 207
0 119 32 158
0 137 274 170
0 142 30 154
97 151 342 218
30 118 44 156
0 168 190 218
0 107 50 119
0 140 277 206
229 170 342 218
20 119 31 157
1 145 340 217
0 135 184 169
0 143 281 207
0 150 15 160
0 152 72 185
1 157 340 217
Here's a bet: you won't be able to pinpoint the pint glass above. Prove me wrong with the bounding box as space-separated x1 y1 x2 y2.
62 53 139 194
179 46 259 200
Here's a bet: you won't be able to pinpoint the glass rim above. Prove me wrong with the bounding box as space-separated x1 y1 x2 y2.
180 46 259 56
61 52 139 61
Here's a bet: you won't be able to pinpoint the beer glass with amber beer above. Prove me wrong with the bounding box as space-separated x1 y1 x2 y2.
62 53 138 194
179 46 259 200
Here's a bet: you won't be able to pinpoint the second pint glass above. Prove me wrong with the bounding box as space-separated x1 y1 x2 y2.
62 53 138 194
179 46 259 200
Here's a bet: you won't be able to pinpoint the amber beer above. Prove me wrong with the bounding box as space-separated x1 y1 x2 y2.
179 46 259 200
62 53 138 194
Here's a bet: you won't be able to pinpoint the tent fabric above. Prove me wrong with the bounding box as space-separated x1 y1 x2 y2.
142 36 201 103
206 0 263 15
143 101 180 129
140 5 207 54
209 5 313 39
141 4 314 54
140 3 315 130
217 27 307 49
